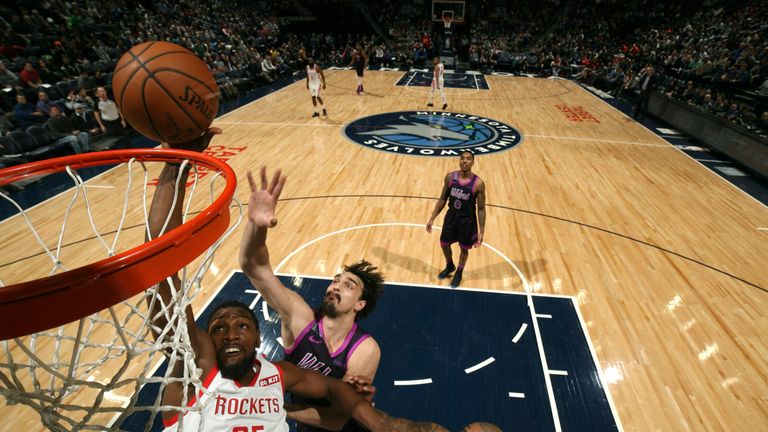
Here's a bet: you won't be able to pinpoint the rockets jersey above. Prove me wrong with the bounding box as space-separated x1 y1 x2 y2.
307 65 321 85
284 315 370 432
162 358 288 432
434 62 444 82
443 171 479 219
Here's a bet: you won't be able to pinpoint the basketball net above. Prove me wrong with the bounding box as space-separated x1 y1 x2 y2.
442 16 453 29
0 152 242 431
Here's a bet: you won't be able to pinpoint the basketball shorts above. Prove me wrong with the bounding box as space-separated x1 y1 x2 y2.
439 211 478 250
309 82 321 97
432 79 444 90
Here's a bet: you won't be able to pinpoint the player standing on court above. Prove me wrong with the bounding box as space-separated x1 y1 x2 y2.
426 151 486 287
427 56 447 110
350 45 367 95
306 58 327 117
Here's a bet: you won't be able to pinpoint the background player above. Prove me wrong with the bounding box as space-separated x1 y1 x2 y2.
426 151 486 287
306 58 327 117
148 130 449 432
350 45 367 95
426 56 447 110
240 167 384 431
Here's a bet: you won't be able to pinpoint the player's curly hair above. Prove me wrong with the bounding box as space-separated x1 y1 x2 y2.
345 260 385 321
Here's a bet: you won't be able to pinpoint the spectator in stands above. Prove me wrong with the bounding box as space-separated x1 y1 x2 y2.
699 93 714 113
46 105 89 154
0 62 18 90
0 107 13 135
94 69 108 88
0 62 17 112
758 111 768 133
13 94 46 129
725 103 742 125
261 55 278 81
69 103 100 135
37 59 59 84
19 62 43 90
94 86 129 137
75 87 97 111
78 70 96 92
35 91 59 117
59 55 80 81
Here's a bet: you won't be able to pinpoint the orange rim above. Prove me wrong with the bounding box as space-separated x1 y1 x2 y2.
0 149 236 340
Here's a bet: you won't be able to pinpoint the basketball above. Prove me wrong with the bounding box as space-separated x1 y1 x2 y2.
111 41 220 144
462 422 503 432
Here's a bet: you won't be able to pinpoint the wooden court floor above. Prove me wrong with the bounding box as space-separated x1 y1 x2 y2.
1 70 767 431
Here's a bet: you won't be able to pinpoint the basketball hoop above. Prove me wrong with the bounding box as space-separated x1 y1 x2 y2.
0 149 242 430
442 15 453 29
0 149 236 339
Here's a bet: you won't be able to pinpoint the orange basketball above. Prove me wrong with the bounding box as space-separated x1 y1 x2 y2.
112 41 220 144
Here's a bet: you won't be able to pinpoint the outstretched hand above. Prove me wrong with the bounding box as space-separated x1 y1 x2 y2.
344 375 376 401
246 166 286 228
164 126 222 152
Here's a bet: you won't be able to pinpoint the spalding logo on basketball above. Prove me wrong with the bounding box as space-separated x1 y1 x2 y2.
343 111 523 157
112 41 220 144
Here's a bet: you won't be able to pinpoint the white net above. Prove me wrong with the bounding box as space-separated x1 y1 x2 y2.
0 156 242 431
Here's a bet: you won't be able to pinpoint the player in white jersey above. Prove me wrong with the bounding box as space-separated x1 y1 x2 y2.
306 58 326 117
149 130 452 432
427 56 448 110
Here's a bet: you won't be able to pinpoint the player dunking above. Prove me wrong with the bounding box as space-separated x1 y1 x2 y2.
427 56 447 110
350 45 367 95
306 58 326 117
426 151 486 287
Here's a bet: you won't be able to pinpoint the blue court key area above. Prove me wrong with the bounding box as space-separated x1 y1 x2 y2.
124 272 619 431
396 71 490 90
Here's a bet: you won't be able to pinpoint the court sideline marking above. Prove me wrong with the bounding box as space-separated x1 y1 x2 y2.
575 80 768 211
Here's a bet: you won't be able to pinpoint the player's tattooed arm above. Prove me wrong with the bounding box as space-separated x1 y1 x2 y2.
376 414 449 432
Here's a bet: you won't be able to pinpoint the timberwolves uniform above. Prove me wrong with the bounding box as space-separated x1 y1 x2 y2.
353 52 365 77
440 171 480 249
307 65 322 97
162 358 288 432
285 313 370 432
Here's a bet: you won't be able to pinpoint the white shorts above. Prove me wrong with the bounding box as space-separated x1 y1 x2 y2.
432 79 444 90
309 82 321 97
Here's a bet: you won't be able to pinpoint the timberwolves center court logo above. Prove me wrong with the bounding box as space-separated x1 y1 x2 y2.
343 111 522 156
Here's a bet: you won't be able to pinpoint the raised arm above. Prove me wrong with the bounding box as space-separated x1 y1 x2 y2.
238 167 315 344
146 130 221 381
426 172 451 233
280 361 448 432
475 179 486 247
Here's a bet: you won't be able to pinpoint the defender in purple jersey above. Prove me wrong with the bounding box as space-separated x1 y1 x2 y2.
426 151 487 287
240 168 385 432
146 134 450 432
